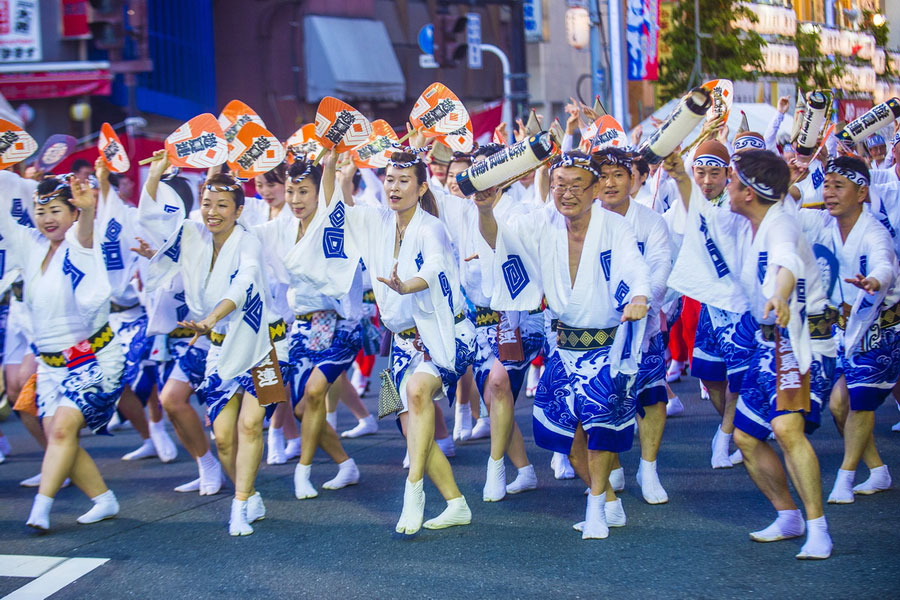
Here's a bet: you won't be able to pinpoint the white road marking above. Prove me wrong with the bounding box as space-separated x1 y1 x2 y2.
0 555 109 600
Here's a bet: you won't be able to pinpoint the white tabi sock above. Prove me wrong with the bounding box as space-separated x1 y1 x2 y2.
293 463 319 499
424 496 472 530
174 477 201 493
636 459 669 504
711 426 734 469
326 411 337 431
246 491 266 523
582 492 609 539
506 464 537 494
229 499 253 536
729 448 744 465
608 466 625 492
322 458 360 490
396 478 426 535
121 438 156 461
470 417 491 440
26 493 53 530
77 490 119 524
267 426 286 465
551 453 575 480
483 457 506 502
198 451 223 496
852 465 892 495
749 509 805 542
453 403 472 441
342 415 378 438
574 498 626 532
436 437 456 457
827 469 856 504
796 516 832 560
666 396 684 416
284 437 301 460
149 420 178 463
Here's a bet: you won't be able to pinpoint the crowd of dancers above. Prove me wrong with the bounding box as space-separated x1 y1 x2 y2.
2 93 900 562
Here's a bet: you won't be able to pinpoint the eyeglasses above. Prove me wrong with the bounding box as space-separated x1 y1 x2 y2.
551 183 591 197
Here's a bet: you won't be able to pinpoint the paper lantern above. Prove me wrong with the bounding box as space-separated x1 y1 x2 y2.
565 7 590 50
69 101 91 122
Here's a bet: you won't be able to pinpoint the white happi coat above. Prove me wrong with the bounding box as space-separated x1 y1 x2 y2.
138 184 274 380
484 201 650 375
286 188 465 372
621 199 671 343
668 184 750 314
251 198 362 322
796 207 899 356
95 187 142 309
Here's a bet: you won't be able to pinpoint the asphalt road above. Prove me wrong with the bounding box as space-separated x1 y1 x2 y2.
1 373 898 599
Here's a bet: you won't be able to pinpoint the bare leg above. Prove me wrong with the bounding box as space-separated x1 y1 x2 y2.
38 407 107 499
733 428 798 511
334 372 370 419
772 413 824 519
117 386 150 439
297 368 349 465
160 379 208 458
840 410 879 471
212 396 239 483
147 386 163 423
19 411 47 449
829 376 849 436
721 391 737 434
703 379 727 416
234 394 265 501
434 403 450 440
638 402 666 462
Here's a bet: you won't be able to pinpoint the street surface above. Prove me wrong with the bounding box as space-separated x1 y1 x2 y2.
1 373 898 599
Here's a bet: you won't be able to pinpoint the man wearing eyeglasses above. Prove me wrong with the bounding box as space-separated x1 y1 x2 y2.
474 150 650 540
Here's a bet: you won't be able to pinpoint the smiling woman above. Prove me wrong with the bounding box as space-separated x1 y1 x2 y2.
0 171 126 532
139 150 289 536
285 148 475 536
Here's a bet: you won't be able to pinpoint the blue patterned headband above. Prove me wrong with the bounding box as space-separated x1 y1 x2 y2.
731 155 781 202
693 154 728 168
826 160 869 187
389 156 422 169
733 135 766 152
288 162 313 183
35 175 72 204
551 153 601 178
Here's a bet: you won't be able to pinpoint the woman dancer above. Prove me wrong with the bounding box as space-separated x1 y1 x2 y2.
0 173 125 531
287 150 475 534
252 156 362 498
139 150 287 535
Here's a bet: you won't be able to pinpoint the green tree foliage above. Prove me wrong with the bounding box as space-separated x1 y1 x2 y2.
794 26 844 94
659 0 765 102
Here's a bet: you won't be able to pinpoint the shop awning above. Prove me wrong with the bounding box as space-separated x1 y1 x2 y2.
0 63 112 101
304 16 405 103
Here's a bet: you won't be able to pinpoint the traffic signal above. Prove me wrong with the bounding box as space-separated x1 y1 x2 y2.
88 0 125 50
434 14 468 68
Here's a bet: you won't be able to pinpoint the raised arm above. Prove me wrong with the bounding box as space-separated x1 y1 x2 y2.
144 149 170 202
473 187 501 248
69 176 96 248
95 157 111 205
322 149 337 206
661 152 692 212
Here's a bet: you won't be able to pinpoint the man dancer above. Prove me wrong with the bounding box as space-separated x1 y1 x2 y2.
684 140 757 468
724 150 835 559
475 150 650 539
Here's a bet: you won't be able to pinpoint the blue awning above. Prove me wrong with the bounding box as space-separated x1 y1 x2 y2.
304 16 405 103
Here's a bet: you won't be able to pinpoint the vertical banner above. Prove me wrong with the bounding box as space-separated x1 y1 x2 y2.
626 0 660 81
0 0 40 62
